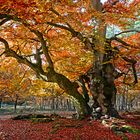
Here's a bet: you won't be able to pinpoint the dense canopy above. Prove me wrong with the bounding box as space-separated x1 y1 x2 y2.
0 0 140 116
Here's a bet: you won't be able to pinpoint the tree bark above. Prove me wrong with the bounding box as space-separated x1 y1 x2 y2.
47 69 92 115
88 42 120 117
102 62 119 116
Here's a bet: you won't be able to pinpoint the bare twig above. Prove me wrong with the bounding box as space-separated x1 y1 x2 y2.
114 30 140 37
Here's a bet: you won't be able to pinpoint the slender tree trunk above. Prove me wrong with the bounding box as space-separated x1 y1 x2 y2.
14 99 18 112
51 98 55 110
55 98 59 110
14 94 19 112
0 98 2 108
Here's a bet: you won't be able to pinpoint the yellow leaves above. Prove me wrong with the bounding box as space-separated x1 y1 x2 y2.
30 79 64 98
132 82 140 91
35 0 52 12
46 29 94 80
0 58 31 99
103 0 139 28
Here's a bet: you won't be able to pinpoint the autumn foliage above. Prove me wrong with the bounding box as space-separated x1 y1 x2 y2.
0 0 140 140
0 0 140 115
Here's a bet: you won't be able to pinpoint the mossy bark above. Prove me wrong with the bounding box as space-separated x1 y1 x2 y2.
89 47 120 117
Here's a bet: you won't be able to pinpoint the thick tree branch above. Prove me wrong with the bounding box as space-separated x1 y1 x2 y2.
78 75 89 103
0 37 10 51
0 14 12 19
0 14 54 69
34 47 42 68
47 22 74 33
0 18 11 26
110 30 140 48
122 57 138 85
110 36 131 49
30 30 54 69
0 51 5 57
47 22 84 42
49 8 87 42
47 22 94 49
0 13 94 51
0 37 45 77
106 36 138 85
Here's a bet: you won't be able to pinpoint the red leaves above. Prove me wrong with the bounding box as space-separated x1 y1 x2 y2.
0 118 122 140
47 29 59 38
1 112 140 140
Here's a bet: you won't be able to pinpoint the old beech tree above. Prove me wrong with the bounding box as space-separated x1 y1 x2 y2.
0 0 139 117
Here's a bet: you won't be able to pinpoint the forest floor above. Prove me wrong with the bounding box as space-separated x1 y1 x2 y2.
0 111 140 140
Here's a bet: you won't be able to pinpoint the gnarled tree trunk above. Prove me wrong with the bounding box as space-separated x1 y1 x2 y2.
88 0 120 117
89 44 120 117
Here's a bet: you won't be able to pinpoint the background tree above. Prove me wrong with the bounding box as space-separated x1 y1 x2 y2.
0 58 31 111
